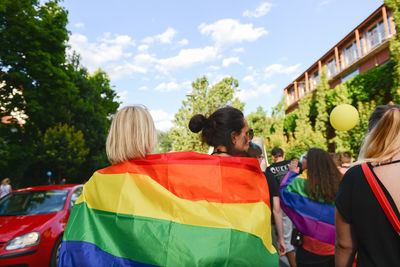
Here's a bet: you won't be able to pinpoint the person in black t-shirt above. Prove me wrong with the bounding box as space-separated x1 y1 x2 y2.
247 143 286 257
266 147 291 185
266 147 296 267
335 105 400 267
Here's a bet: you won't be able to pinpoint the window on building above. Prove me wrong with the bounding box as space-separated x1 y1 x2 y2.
387 13 393 36
310 71 319 89
298 81 305 96
290 89 295 102
342 69 359 82
343 41 359 67
326 58 337 78
365 20 386 52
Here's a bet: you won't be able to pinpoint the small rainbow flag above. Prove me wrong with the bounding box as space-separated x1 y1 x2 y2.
280 171 335 245
59 151 278 266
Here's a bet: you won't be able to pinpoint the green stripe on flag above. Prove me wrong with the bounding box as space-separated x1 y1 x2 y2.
286 177 334 205
64 202 278 266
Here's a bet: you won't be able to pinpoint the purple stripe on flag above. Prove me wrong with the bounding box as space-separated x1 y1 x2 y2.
281 189 335 225
280 203 335 244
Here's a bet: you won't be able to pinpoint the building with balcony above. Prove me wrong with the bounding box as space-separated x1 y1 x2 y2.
284 4 396 113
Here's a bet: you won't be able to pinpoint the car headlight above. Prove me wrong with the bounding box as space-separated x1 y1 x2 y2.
5 232 40 250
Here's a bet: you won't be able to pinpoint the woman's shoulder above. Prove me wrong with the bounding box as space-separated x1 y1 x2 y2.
342 164 364 181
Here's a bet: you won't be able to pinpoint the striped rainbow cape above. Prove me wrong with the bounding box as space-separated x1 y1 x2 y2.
280 171 335 245
59 151 278 266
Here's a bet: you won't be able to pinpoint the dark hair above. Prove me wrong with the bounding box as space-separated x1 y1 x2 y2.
271 147 284 157
189 106 244 154
247 143 262 158
329 152 341 167
305 148 342 203
339 152 352 164
368 104 400 131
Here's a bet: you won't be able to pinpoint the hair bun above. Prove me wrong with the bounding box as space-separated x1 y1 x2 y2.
189 114 207 133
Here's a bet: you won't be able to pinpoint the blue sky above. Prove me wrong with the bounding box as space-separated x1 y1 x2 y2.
63 0 383 131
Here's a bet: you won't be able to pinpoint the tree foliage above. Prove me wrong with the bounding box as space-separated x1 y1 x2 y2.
246 106 271 139
169 76 244 153
385 0 400 102
39 123 89 181
0 1 120 187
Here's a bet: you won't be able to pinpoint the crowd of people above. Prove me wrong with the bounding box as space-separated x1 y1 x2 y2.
5 103 398 266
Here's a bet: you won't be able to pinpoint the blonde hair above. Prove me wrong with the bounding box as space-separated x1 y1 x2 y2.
106 105 157 164
357 107 400 164
2 178 10 185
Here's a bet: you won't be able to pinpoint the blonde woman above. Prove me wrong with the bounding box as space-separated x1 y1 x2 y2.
105 105 157 164
335 105 400 266
0 178 12 198
60 105 158 265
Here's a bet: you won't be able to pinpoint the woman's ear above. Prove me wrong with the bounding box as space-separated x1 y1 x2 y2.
231 132 238 145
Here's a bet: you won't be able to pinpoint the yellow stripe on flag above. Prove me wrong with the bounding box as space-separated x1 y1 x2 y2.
76 172 276 253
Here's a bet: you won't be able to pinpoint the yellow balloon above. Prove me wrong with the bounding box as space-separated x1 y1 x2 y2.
330 104 359 131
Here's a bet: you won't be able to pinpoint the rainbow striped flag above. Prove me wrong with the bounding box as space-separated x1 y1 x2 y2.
59 151 278 266
280 171 335 245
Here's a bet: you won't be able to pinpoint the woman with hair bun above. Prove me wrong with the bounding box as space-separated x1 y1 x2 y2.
335 105 400 266
189 106 252 156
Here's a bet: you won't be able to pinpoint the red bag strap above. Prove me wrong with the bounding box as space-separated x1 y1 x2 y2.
361 163 400 233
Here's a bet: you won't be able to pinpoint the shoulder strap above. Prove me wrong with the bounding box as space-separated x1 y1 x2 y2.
361 163 400 233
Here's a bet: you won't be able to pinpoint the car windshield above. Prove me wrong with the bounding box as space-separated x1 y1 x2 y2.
0 190 69 216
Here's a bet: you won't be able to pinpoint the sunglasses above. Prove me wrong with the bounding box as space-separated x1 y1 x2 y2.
246 129 254 139
242 129 254 144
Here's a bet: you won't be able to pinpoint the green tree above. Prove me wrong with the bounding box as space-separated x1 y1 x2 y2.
39 123 89 182
385 0 400 102
67 56 120 177
314 68 330 142
169 76 244 152
270 98 286 135
0 1 120 186
246 106 271 138
157 131 173 153
0 0 75 186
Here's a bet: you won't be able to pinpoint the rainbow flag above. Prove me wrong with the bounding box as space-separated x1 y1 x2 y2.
280 171 335 245
59 151 278 266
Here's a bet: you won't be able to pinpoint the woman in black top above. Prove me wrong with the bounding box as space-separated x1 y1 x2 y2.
247 143 286 257
335 105 400 266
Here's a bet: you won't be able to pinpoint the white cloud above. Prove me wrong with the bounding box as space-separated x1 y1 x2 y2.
142 36 154 44
154 80 191 92
137 44 149 51
155 82 180 92
199 19 268 47
264 63 301 78
101 35 135 46
243 75 255 83
133 53 157 68
319 0 332 7
158 28 177 44
208 65 220 71
142 27 177 44
232 47 245 53
74 23 85 28
178 39 189 46
150 109 174 131
235 84 275 101
68 33 135 72
243 2 273 18
138 86 148 91
157 46 218 73
117 90 128 101
107 53 157 80
222 57 241 67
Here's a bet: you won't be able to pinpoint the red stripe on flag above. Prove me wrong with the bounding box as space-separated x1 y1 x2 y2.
98 151 269 205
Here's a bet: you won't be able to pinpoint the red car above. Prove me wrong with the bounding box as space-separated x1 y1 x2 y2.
0 184 83 267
